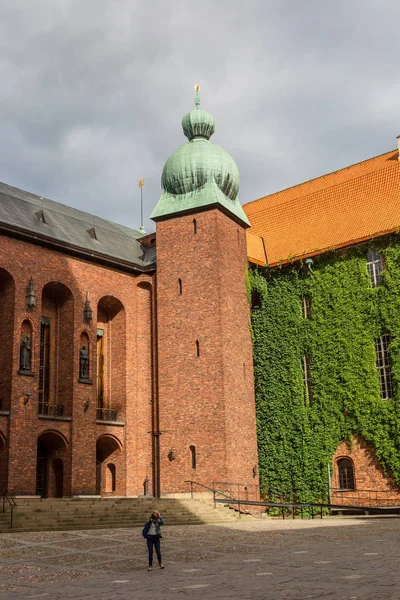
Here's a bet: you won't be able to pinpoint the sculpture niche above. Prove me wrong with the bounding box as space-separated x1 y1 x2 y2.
19 335 33 376
79 345 91 383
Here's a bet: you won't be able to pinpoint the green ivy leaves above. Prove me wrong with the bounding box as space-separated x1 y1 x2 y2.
249 238 400 503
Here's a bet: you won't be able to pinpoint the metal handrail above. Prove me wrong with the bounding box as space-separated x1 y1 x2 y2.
216 497 400 518
0 477 16 528
185 480 251 514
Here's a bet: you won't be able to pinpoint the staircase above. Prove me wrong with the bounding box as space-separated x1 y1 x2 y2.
0 496 242 533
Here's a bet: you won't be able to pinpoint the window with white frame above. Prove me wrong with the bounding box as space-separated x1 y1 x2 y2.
375 335 394 399
367 248 384 288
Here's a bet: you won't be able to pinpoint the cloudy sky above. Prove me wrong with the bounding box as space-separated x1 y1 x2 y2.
1 0 399 234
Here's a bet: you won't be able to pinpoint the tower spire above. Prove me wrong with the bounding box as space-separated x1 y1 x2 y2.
138 178 146 235
194 84 200 109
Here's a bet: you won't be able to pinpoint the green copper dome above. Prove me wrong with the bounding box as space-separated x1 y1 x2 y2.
161 139 239 201
150 90 250 227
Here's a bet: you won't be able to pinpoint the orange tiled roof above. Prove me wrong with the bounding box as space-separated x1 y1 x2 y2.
244 149 400 266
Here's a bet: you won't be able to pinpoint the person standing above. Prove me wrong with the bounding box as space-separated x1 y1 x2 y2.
143 511 164 571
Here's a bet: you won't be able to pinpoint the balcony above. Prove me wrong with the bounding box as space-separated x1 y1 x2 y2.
38 403 64 417
96 407 118 422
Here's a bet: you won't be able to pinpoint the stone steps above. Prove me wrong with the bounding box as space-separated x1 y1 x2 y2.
0 497 242 533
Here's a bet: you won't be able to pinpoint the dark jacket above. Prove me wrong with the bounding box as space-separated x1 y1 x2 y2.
143 517 164 538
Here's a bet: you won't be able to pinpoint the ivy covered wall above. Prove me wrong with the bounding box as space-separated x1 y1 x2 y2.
249 235 400 503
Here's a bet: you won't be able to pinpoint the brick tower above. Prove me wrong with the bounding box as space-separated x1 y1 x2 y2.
151 88 258 494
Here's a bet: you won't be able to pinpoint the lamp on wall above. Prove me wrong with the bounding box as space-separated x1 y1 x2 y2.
25 277 36 310
24 392 31 405
83 291 93 323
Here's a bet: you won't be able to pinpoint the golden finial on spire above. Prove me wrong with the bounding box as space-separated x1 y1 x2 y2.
138 178 145 188
194 84 201 109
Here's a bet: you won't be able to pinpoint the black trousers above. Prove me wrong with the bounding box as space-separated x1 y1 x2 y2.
147 535 162 566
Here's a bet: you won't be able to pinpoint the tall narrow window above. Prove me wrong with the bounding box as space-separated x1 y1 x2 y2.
302 354 313 405
190 445 196 470
97 329 105 410
338 458 355 490
367 248 384 287
193 218 197 234
178 278 182 295
196 339 200 357
375 335 394 399
302 295 311 319
38 318 50 414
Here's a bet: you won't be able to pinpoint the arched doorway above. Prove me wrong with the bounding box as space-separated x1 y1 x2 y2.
36 431 68 498
96 435 122 496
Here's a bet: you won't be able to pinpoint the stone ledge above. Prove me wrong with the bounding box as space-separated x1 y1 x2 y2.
96 420 125 427
38 415 72 422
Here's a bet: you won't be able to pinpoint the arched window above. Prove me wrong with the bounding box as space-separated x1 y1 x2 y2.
193 218 197 234
338 458 355 490
178 278 182 296
190 445 196 470
196 340 200 357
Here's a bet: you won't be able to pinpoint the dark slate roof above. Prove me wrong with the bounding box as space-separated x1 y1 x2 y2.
0 182 156 271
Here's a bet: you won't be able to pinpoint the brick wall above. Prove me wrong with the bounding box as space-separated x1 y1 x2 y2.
0 233 154 497
155 208 259 494
331 436 400 506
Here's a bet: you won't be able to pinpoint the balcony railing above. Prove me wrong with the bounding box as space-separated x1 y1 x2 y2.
38 403 64 417
96 407 117 422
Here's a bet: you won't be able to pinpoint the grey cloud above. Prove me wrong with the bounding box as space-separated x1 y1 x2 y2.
1 0 399 233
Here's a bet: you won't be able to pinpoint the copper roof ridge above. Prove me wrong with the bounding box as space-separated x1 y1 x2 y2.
244 148 398 212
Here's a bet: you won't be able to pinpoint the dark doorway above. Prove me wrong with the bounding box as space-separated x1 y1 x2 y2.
52 458 64 498
36 440 48 497
36 432 68 498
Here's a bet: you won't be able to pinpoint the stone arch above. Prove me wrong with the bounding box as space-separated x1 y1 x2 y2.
0 268 15 411
96 296 126 422
96 434 123 496
40 282 74 416
36 430 69 498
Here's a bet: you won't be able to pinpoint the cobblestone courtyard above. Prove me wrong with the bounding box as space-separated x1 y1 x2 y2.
0 516 398 599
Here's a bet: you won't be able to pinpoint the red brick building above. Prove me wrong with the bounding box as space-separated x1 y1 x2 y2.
0 92 258 499
2 89 399 505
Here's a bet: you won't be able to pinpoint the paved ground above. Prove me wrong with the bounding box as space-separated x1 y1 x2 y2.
0 516 398 599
